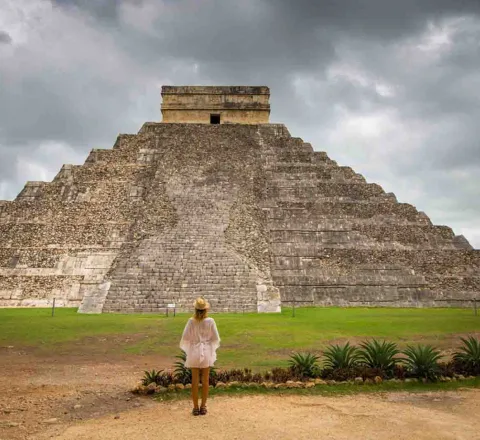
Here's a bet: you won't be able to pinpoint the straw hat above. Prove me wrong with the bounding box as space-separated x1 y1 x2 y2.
193 297 210 310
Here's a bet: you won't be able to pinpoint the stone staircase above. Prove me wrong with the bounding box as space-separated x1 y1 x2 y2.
101 124 274 313
103 224 258 313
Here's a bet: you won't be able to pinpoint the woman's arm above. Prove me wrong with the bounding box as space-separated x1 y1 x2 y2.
180 319 193 351
210 319 220 350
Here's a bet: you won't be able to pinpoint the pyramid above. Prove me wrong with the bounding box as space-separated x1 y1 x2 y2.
0 86 479 313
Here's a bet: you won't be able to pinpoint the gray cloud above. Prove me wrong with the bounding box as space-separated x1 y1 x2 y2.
0 30 12 44
1 0 480 247
51 0 122 21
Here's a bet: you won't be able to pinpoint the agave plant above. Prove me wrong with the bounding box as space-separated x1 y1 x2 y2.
288 352 320 378
174 350 192 384
358 339 399 373
323 342 360 369
453 336 480 375
142 369 162 386
402 345 442 381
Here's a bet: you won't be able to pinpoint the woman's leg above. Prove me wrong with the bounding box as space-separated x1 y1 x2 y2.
191 368 199 409
201 367 210 409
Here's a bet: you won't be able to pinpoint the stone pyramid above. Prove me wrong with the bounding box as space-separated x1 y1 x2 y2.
1 86 478 313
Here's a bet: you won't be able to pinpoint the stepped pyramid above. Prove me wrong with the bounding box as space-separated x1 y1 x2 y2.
1 86 479 313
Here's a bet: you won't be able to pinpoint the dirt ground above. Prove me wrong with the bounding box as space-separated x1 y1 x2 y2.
1 347 480 440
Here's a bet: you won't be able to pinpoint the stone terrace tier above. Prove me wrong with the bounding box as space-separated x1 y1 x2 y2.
0 122 478 312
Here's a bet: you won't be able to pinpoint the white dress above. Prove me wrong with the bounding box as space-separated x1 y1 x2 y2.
180 317 221 368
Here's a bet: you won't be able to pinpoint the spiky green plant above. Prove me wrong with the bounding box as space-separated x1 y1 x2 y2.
323 342 360 369
142 369 162 386
453 336 480 374
358 339 399 374
173 350 192 384
288 352 320 378
402 345 442 381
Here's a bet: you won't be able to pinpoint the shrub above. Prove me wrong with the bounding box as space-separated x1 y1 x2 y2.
213 368 262 384
402 345 442 381
321 367 355 381
438 361 456 378
173 351 192 385
321 366 384 381
270 367 300 383
156 370 175 387
393 364 407 380
288 352 320 378
323 342 360 369
358 339 399 376
142 369 162 386
453 336 480 376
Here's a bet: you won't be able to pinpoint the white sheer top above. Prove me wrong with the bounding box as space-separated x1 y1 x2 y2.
180 317 221 368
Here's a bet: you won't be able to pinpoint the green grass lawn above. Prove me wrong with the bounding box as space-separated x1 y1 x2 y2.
1 307 479 369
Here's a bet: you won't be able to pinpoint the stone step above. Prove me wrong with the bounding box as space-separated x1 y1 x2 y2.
281 249 480 271
273 272 426 286
267 218 429 230
267 183 385 200
266 202 428 223
279 285 434 306
270 240 459 256
269 225 455 246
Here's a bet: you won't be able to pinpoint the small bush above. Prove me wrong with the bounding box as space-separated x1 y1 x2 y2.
358 339 399 376
213 368 262 384
402 345 442 381
323 342 360 369
142 369 162 386
156 370 175 387
270 367 300 383
321 366 384 381
453 336 480 376
393 364 407 380
288 352 320 378
438 361 456 378
321 367 355 381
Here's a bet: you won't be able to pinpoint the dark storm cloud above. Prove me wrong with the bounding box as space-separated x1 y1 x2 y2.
0 30 12 44
268 0 480 39
1 0 480 246
51 0 123 20
0 73 139 146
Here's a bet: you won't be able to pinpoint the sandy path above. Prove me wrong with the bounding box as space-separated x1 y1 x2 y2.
0 350 167 440
33 390 480 440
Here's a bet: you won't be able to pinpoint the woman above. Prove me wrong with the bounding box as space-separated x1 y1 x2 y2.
180 297 220 416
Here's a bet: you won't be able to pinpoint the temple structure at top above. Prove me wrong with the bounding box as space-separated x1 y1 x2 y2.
161 86 270 124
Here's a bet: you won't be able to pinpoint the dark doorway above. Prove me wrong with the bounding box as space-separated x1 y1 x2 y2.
210 114 221 124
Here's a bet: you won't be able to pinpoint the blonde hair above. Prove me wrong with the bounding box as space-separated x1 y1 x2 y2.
193 308 208 321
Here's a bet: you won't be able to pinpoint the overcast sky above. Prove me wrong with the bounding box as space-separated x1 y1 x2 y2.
1 0 479 248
